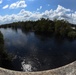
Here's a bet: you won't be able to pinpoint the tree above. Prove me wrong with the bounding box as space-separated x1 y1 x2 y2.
0 31 13 68
54 20 72 36
68 31 76 39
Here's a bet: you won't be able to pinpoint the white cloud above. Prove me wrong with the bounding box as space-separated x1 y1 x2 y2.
0 0 2 4
55 5 71 13
37 6 42 11
9 0 27 9
2 5 9 9
40 6 42 9
1 5 76 25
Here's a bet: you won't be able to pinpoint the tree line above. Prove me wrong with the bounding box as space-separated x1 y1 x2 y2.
0 18 76 39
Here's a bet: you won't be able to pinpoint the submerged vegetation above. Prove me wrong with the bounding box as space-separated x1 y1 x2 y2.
0 18 76 39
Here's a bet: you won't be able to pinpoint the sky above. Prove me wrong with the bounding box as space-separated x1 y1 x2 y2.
0 0 76 25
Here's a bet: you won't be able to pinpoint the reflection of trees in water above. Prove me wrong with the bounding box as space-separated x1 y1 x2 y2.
0 19 76 39
0 25 76 71
11 27 18 32
21 28 30 35
34 32 53 42
0 31 13 69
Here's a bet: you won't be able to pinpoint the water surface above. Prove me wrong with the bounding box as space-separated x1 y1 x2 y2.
0 28 76 72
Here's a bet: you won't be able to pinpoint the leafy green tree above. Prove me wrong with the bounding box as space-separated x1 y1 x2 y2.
0 18 76 39
68 31 76 39
0 31 12 68
54 20 72 36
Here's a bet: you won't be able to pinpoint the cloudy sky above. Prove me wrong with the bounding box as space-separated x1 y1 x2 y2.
0 0 76 25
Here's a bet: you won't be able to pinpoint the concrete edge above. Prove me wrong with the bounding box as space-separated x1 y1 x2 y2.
0 61 76 75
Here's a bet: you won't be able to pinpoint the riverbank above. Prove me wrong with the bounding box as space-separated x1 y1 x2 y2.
0 19 76 39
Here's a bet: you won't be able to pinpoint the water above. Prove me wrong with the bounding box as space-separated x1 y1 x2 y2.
0 28 76 72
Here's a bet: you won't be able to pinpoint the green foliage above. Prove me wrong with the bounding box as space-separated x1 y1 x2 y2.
0 31 12 67
54 20 72 36
68 31 76 39
34 18 54 33
0 18 76 39
0 31 4 44
0 31 4 52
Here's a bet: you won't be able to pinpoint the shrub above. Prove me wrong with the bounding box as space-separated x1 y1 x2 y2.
68 31 76 39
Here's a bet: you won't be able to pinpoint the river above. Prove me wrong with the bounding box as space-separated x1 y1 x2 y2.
0 28 76 72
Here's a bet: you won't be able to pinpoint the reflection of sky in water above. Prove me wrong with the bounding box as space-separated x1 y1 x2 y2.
0 28 76 71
